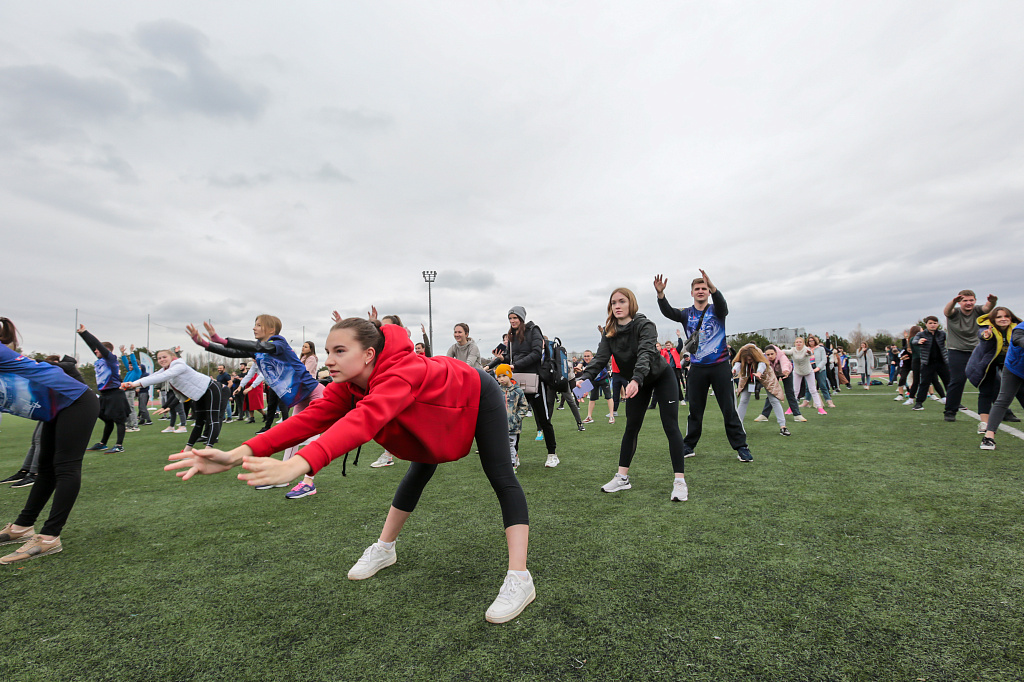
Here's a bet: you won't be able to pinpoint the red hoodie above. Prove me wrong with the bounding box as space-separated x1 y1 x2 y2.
245 325 481 473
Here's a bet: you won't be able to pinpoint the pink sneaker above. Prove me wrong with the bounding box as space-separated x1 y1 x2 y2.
785 408 793 415
817 407 827 415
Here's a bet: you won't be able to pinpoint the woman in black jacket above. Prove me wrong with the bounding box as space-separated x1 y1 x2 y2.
576 288 688 501
491 306 559 468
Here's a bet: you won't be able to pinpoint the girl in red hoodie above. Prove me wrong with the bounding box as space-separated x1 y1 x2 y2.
165 317 534 624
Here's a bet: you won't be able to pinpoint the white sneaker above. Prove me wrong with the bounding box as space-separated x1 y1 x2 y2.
161 427 175 433
671 477 688 502
173 426 188 433
753 415 769 422
939 397 947 405
893 395 904 401
370 452 394 468
544 454 560 468
902 398 914 406
485 571 535 623
601 473 631 493
793 415 808 422
126 427 140 432
977 421 987 434
347 542 397 580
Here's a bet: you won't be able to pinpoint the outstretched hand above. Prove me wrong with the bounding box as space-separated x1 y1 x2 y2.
331 310 342 323
203 321 218 337
185 324 206 346
164 446 248 480
699 269 716 293
77 324 86 333
421 324 427 334
119 345 127 353
653 274 668 297
367 305 379 321
237 454 311 488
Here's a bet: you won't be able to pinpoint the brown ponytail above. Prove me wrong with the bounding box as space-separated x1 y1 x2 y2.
331 317 385 356
0 317 19 348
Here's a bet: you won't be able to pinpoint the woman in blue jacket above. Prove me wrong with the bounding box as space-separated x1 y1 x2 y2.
967 307 1021 435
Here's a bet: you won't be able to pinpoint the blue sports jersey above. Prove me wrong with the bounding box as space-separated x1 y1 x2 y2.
253 335 319 407
94 352 121 391
0 345 89 421
683 303 729 366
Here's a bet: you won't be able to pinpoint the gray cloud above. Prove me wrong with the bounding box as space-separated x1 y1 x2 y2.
435 270 497 291
132 20 268 120
316 106 394 131
313 162 353 183
208 171 275 188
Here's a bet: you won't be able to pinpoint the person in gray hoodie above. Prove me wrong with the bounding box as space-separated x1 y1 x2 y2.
446 323 483 370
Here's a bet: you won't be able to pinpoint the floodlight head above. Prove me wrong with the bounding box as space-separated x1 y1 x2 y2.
422 270 437 283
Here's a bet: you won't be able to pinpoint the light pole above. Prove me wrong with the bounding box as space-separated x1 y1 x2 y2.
422 270 436 352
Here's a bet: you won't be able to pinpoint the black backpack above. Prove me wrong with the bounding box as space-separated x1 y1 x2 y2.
542 336 571 392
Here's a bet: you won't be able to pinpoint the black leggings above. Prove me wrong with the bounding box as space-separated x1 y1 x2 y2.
684 361 747 451
391 369 529 528
527 382 557 454
15 391 100 536
619 368 686 473
188 383 224 448
977 366 1001 415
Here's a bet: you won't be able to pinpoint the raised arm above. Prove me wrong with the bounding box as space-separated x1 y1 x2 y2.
77 327 110 358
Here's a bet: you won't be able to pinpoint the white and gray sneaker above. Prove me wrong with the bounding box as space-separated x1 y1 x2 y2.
369 452 394 468
347 542 397 580
977 421 987 434
544 454 560 468
753 415 769 422
601 473 631 493
485 571 535 624
902 398 915 406
671 477 688 502
893 394 904 401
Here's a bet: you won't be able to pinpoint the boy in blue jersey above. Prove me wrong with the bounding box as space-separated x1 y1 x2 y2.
119 345 141 431
655 271 752 462
78 324 130 453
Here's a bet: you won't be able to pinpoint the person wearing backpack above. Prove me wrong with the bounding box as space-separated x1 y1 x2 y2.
489 307 560 468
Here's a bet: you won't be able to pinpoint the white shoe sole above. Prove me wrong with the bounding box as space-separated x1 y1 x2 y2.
601 483 631 493
485 584 536 624
369 462 394 468
671 493 688 502
348 554 396 580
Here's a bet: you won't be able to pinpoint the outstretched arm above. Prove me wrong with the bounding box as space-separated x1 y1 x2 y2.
77 326 110 358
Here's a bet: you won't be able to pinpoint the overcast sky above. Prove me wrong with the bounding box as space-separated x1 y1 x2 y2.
4 1 1023 359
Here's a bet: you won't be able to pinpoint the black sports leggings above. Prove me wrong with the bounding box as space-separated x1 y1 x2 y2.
619 368 686 473
684 361 747 451
527 382 557 454
16 391 100 536
391 369 529 528
187 383 223 448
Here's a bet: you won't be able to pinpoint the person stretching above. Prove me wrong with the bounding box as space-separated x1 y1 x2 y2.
166 318 534 623
78 324 129 453
654 271 753 462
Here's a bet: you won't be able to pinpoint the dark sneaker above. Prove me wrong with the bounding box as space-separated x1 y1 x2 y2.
87 442 107 451
943 414 956 422
576 424 585 432
779 427 792 436
912 405 924 411
980 437 996 451
10 475 36 488
255 426 271 434
736 447 753 463
0 469 30 485
105 445 125 453
682 446 696 459
1005 412 1021 423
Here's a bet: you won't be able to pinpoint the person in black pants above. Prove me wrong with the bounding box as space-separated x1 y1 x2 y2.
913 317 952 413
576 288 688 500
489 306 560 468
655 270 752 462
77 324 129 453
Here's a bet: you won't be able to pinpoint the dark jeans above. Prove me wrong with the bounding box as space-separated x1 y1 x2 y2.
15 391 100 536
684 361 747 451
977 366 1001 415
391 369 528 528
619 368 685 472
763 373 801 417
986 370 1024 435
915 360 951 406
944 349 971 416
909 357 945 401
137 387 152 423
21 422 44 474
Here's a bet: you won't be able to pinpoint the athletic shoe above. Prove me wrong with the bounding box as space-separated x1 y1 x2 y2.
1005 412 1021 423
11 474 36 488
347 542 397 580
912 405 924 411
736 446 753 463
126 427 140 433
105 445 124 453
255 426 271 435
683 446 695 458
980 437 996 451
0 536 62 565
535 431 544 441
929 395 940 402
161 427 175 433
779 427 791 436
903 398 915 406
254 483 289 490
893 395 904 401
173 427 187 433
939 397 947 405
370 452 394 468
285 482 317 499
817 408 827 415
943 414 955 422
87 442 107 451
753 415 768 422
977 421 987 434
0 469 30 485
612 411 618 417
784 408 793 415
485 571 535 624
601 473 631 493
582 417 594 424
793 415 808 422
670 478 688 502
556 406 565 410
577 424 586 432
525 411 532 418
0 523 34 546
545 454 560 468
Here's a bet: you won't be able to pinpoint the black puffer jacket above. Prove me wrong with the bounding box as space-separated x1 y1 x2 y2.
577 313 667 388
490 321 545 375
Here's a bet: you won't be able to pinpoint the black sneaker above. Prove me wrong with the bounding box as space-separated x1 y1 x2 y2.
779 427 791 436
912 405 924 411
943 414 956 422
682 446 696 459
980 437 996 451
577 424 585 432
255 426 271 435
0 469 30 484
10 475 35 488
105 445 125 453
736 446 753 462
87 442 107 451
1005 411 1021 423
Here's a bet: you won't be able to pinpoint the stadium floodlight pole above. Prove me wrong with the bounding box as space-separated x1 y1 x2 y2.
422 270 437 351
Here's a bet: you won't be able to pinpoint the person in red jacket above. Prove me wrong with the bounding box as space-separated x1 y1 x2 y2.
165 317 534 624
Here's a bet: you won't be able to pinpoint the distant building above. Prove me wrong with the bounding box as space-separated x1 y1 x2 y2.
729 327 807 348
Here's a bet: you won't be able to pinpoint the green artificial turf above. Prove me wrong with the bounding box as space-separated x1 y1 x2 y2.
0 391 1021 681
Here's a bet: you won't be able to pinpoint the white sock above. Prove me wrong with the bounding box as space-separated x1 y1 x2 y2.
510 569 531 582
377 540 395 550
618 473 628 480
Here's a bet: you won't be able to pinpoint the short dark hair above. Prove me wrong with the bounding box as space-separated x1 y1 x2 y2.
923 315 938 323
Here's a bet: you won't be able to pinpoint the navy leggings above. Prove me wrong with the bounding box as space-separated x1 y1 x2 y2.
391 369 529 528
